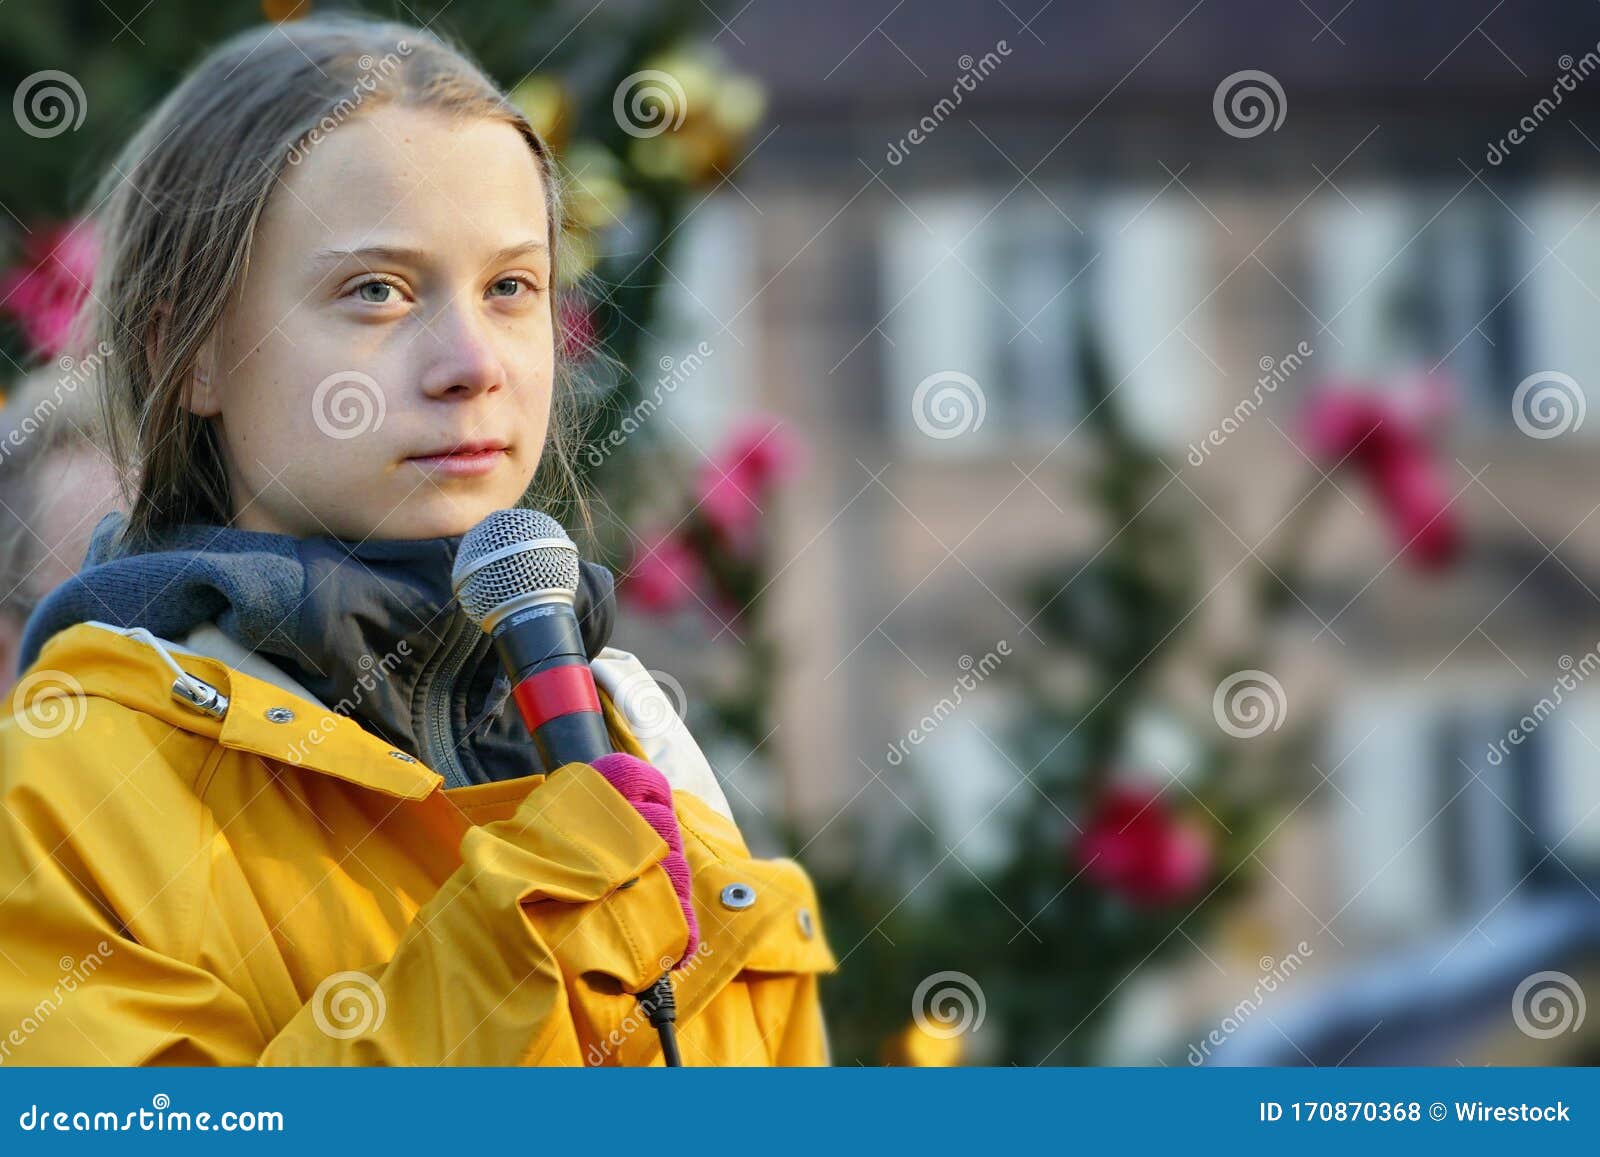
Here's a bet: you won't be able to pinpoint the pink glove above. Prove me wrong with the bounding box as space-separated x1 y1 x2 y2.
588 752 700 965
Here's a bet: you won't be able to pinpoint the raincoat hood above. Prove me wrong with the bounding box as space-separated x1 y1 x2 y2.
18 510 618 788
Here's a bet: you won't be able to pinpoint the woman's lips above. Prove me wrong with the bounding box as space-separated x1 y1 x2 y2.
405 447 509 478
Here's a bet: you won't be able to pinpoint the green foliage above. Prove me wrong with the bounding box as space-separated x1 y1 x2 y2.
806 306 1307 1065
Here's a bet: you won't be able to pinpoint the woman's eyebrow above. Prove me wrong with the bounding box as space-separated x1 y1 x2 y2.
310 240 550 268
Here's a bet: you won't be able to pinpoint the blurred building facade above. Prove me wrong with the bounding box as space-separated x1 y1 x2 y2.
609 1 1600 1061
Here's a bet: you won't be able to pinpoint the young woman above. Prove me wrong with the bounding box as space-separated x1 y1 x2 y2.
0 14 833 1066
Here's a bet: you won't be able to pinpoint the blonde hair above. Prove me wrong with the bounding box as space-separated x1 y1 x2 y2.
78 13 593 548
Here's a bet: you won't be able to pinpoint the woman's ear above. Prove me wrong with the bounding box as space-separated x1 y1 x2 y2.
185 340 221 418
148 302 222 418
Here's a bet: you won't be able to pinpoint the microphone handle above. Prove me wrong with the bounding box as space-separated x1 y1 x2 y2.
491 600 614 771
489 595 687 1065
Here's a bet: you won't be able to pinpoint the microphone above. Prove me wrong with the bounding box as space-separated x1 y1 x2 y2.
452 508 612 773
452 509 686 1065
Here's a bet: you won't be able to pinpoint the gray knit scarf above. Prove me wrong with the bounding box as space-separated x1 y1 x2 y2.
18 512 616 787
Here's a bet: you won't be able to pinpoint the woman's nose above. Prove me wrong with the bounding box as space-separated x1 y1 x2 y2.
417 306 506 400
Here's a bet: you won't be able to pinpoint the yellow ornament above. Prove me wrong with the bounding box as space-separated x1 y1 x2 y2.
881 1020 965 1067
262 0 311 21
619 45 767 187
558 144 631 231
510 76 573 155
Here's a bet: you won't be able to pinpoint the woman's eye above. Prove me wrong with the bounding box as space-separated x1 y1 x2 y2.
352 280 402 305
488 277 527 299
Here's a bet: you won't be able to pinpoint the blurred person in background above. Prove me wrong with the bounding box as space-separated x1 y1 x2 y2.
0 364 121 693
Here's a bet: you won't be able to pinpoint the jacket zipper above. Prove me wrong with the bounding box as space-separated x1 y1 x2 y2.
420 613 481 787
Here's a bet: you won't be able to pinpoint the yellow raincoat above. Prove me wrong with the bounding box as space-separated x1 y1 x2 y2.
0 622 835 1065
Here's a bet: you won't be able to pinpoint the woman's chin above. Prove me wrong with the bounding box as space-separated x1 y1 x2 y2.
366 495 517 542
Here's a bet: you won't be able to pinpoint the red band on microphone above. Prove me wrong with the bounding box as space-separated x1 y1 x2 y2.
511 663 603 731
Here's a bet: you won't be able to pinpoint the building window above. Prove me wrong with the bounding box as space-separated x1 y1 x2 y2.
1305 186 1600 435
880 188 1211 453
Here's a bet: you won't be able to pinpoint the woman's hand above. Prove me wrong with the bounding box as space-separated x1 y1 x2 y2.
588 752 700 964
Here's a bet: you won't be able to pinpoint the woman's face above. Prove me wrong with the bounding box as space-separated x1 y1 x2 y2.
190 104 554 541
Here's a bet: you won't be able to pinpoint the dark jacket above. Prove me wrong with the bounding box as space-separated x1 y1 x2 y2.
18 511 617 786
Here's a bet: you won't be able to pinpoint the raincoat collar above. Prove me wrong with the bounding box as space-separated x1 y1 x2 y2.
18 511 618 788
35 621 445 799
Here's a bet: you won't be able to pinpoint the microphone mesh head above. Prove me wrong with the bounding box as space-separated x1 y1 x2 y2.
452 508 581 627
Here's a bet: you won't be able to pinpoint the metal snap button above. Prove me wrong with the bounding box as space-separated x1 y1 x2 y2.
388 750 418 763
264 706 296 724
720 882 756 910
797 907 815 938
